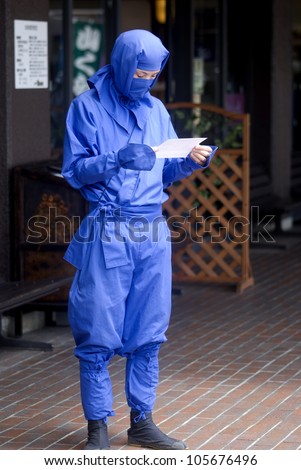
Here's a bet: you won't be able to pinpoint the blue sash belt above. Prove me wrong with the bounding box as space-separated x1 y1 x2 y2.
64 202 163 269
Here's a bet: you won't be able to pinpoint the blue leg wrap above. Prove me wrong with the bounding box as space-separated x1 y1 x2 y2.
125 342 161 412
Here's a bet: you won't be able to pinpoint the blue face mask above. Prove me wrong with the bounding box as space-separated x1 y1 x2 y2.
128 78 153 101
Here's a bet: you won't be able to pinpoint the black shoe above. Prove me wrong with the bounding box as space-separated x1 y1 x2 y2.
127 411 187 450
84 419 110 450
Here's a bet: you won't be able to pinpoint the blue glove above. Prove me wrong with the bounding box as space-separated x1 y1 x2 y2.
117 143 156 171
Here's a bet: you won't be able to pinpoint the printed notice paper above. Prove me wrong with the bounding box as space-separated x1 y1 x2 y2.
155 137 207 159
14 20 48 89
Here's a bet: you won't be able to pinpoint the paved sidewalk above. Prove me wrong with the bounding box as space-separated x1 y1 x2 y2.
0 237 301 450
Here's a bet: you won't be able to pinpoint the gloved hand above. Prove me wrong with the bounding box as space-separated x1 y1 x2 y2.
117 143 156 171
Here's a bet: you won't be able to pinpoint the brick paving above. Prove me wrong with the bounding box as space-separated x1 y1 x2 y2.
0 238 301 450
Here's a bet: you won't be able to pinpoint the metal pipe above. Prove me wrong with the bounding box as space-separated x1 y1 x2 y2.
63 0 74 119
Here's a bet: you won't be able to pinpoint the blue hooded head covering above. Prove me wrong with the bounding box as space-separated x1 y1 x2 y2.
87 29 169 129
110 29 169 99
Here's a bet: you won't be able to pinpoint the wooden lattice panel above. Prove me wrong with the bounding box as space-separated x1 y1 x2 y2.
164 103 254 292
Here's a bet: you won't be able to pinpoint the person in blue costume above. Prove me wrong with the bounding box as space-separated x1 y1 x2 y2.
62 29 217 450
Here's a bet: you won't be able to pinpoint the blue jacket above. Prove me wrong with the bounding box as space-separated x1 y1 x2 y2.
62 30 215 268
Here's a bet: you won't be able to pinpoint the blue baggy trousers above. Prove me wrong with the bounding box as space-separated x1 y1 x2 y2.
67 207 172 420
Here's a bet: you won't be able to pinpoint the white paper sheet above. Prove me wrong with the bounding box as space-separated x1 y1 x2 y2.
155 137 207 159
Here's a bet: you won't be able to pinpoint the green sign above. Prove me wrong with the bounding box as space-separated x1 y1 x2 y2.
73 21 103 96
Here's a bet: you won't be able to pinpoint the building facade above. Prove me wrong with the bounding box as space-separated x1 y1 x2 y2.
0 0 300 282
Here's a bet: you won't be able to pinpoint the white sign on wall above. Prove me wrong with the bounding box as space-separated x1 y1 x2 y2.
14 20 48 89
